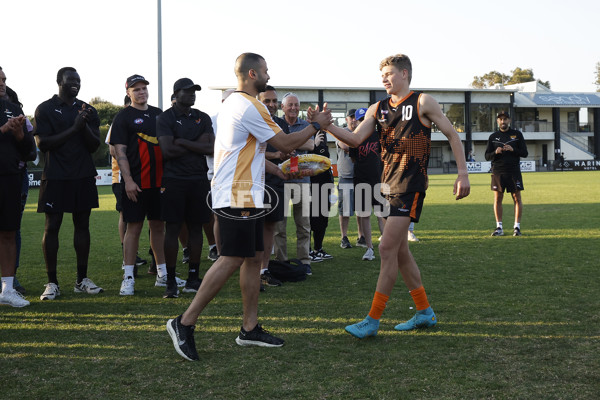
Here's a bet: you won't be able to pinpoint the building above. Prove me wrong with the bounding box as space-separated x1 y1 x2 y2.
212 84 600 173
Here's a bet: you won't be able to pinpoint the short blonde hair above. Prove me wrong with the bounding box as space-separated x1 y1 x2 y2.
379 54 412 84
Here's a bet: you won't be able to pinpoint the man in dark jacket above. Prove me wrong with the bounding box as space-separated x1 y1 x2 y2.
485 110 528 237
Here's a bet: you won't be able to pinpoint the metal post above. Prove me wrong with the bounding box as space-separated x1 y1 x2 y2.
157 0 163 110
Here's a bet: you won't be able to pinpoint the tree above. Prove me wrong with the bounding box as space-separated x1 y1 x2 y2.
89 97 123 126
471 67 550 89
595 62 600 92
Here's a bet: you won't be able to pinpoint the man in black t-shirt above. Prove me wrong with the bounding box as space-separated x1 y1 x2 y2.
0 67 35 308
110 75 178 296
34 67 103 301
485 111 528 237
157 78 214 298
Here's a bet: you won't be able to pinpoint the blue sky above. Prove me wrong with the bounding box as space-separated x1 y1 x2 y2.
4 0 599 116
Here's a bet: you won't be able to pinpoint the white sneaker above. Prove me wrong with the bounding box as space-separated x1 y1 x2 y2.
120 277 135 296
40 283 61 300
155 275 186 287
74 278 104 294
362 248 375 261
408 231 419 242
0 289 30 307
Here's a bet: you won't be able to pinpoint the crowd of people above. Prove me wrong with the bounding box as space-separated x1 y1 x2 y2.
0 53 529 362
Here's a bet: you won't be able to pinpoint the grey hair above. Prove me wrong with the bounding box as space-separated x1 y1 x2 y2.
281 92 299 105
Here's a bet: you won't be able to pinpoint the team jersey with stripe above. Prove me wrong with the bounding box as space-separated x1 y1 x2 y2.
375 91 431 195
110 105 163 189
211 92 281 209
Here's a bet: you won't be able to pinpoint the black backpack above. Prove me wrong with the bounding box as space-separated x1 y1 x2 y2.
268 259 307 282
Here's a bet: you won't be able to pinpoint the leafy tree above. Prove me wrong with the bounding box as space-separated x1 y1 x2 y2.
471 68 550 89
89 97 123 126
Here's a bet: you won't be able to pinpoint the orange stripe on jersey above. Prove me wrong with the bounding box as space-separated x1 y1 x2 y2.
410 192 420 219
416 93 431 129
389 91 414 108
239 92 283 136
231 135 257 208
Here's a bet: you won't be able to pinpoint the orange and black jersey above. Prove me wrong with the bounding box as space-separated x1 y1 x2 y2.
110 105 163 189
375 91 431 194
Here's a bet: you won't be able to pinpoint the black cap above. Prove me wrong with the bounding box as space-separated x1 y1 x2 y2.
125 74 149 89
173 78 201 93
347 108 357 117
496 110 510 119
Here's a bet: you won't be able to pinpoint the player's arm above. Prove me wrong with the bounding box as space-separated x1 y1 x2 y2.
267 107 331 154
175 131 215 156
419 94 470 200
79 105 101 153
34 108 78 152
114 144 141 201
265 159 287 180
323 103 377 148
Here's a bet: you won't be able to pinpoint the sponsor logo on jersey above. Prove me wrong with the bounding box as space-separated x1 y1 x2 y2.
134 118 144 124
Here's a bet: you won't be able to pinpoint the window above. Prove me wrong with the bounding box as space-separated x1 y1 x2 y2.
470 104 508 132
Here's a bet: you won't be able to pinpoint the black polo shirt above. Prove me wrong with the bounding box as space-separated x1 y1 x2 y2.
110 105 163 189
34 95 99 180
265 115 289 190
156 106 212 180
0 100 35 176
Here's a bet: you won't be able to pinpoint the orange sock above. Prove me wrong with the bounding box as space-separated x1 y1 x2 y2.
410 286 430 311
367 291 389 320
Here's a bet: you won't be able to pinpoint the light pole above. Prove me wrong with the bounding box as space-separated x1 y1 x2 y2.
157 0 163 109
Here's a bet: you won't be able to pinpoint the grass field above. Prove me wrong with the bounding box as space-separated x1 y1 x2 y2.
1 171 599 399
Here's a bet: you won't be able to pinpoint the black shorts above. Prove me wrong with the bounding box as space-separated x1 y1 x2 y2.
112 183 122 212
491 172 524 193
121 186 162 223
386 192 425 222
354 181 382 216
264 185 285 223
160 177 211 224
0 174 22 231
215 208 264 257
37 177 99 214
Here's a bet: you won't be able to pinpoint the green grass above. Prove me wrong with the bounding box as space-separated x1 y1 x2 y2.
1 171 600 399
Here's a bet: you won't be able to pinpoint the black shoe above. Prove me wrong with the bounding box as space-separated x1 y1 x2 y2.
182 278 202 293
315 248 333 260
491 227 504 237
513 227 522 236
340 236 352 249
135 254 147 266
260 282 265 292
166 315 199 361
356 236 367 248
163 279 179 298
182 248 190 264
261 270 282 287
235 324 284 347
208 246 219 262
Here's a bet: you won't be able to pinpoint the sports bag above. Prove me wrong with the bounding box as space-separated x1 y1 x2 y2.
268 258 307 282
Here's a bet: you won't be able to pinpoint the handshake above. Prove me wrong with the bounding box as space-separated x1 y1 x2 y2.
307 103 334 131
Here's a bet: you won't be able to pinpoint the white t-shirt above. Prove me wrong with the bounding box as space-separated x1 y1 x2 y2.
211 92 281 209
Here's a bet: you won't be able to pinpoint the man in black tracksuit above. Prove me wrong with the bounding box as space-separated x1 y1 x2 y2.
485 110 528 237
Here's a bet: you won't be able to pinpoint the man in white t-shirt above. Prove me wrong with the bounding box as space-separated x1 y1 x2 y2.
167 53 332 361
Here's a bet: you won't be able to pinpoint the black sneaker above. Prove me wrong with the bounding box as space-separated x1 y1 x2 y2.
135 254 147 266
261 271 282 287
491 227 504 237
513 227 522 236
340 236 352 249
13 277 26 295
315 248 333 260
163 279 179 298
182 248 190 264
182 278 202 293
208 246 219 262
166 315 199 361
356 236 367 248
235 324 284 347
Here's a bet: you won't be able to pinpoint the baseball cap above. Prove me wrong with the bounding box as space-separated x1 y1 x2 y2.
355 108 367 121
347 108 357 117
173 78 201 93
496 110 510 119
125 74 149 89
